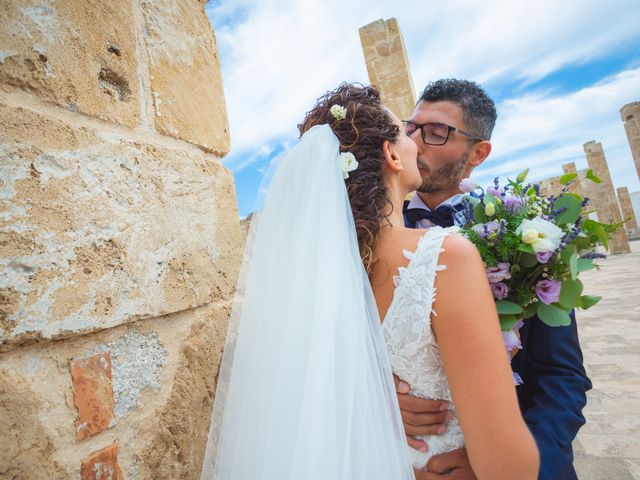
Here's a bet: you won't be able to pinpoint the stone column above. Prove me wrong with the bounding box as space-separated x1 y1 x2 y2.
359 18 416 120
617 187 639 239
0 1 242 478
583 141 630 254
620 102 640 180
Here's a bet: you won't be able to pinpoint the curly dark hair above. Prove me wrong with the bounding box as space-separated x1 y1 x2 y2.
298 83 399 274
419 78 497 141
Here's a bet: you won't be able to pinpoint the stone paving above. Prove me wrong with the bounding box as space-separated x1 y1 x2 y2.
573 240 640 479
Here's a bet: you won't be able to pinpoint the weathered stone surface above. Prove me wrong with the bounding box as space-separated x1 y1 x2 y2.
620 102 640 181
359 18 416 121
81 441 123 480
141 0 230 154
0 0 141 127
139 304 231 479
573 240 640 477
0 99 242 352
583 141 630 254
617 186 639 238
70 351 116 440
0 303 228 477
0 368 66 479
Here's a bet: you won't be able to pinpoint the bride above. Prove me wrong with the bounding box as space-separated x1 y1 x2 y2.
200 83 538 479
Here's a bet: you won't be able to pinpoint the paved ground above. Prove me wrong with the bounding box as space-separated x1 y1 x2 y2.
573 240 640 479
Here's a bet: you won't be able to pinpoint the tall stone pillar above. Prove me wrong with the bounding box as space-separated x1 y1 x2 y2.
359 18 416 120
0 1 242 478
617 187 639 238
620 102 640 180
583 141 630 254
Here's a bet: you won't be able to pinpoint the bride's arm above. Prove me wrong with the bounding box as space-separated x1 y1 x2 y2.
431 234 539 480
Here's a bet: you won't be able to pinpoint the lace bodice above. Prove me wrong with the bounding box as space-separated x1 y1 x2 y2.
382 227 464 469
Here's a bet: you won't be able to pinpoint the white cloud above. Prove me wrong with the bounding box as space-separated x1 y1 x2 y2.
205 0 640 209
476 68 640 193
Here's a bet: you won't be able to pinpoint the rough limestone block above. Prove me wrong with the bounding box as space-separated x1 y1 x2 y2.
80 441 123 480
0 0 140 127
617 187 639 236
583 141 630 254
0 100 243 351
359 18 416 121
620 102 640 181
141 0 230 154
70 351 116 440
0 302 230 478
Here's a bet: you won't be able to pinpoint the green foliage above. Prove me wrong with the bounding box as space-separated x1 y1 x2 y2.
537 303 572 327
553 194 582 225
559 172 578 185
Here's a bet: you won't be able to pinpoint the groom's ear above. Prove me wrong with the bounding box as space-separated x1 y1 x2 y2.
469 140 492 167
382 140 403 172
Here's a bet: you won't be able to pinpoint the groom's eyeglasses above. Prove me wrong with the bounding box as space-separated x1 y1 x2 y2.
402 120 486 146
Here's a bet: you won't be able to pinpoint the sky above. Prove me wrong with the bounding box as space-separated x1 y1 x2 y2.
205 0 640 218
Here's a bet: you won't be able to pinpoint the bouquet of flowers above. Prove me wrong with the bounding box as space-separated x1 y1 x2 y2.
456 169 621 368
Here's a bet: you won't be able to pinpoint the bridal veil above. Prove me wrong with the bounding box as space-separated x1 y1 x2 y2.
200 124 414 479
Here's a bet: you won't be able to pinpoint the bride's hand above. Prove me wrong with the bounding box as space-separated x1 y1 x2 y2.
394 375 452 450
413 448 477 480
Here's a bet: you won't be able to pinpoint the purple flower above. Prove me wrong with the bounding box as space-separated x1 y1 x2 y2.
535 279 561 305
536 251 554 264
490 282 509 299
503 195 523 212
473 221 500 238
459 178 477 193
488 186 505 197
502 320 524 353
486 263 511 283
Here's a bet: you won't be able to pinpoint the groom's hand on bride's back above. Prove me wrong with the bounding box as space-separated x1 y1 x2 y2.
413 449 477 480
394 375 452 450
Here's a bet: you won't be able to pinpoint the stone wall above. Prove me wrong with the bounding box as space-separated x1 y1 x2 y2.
620 102 640 181
0 1 242 478
359 18 416 121
617 187 639 239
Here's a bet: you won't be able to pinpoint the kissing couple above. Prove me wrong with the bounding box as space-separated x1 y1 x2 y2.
200 79 591 480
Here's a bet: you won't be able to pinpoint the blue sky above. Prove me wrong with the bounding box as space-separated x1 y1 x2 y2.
205 0 640 218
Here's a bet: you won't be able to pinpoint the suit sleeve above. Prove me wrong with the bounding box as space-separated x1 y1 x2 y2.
518 311 591 480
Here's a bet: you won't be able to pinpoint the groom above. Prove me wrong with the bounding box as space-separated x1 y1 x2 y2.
400 79 591 480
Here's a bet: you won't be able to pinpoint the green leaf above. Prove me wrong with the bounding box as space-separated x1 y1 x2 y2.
537 303 572 327
585 169 603 184
474 202 487 223
518 243 535 254
560 244 575 265
553 194 582 225
499 314 518 331
523 303 537 319
595 225 609 250
516 169 529 183
496 300 523 315
559 279 583 309
570 251 578 280
580 295 601 309
519 253 538 268
559 172 578 185
577 258 595 272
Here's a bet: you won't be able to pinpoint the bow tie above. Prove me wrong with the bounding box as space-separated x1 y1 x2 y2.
405 205 456 227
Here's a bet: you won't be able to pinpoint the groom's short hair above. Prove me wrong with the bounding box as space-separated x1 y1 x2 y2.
418 79 497 141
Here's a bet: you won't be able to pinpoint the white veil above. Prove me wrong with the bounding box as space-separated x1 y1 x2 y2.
200 125 414 480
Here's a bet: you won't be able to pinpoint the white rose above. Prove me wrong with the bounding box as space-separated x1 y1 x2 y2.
517 217 564 253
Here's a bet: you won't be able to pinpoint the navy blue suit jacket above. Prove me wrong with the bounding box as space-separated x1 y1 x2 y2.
403 204 591 479
512 312 591 480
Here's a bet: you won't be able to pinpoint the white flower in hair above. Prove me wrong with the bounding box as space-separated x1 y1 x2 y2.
339 152 358 179
330 104 347 121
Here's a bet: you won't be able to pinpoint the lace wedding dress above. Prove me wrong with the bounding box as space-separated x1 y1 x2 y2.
382 226 464 469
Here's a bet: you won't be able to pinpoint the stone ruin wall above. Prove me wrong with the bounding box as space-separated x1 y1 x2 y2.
0 1 243 478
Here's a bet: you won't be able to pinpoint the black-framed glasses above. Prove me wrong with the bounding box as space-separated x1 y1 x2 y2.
402 120 486 145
